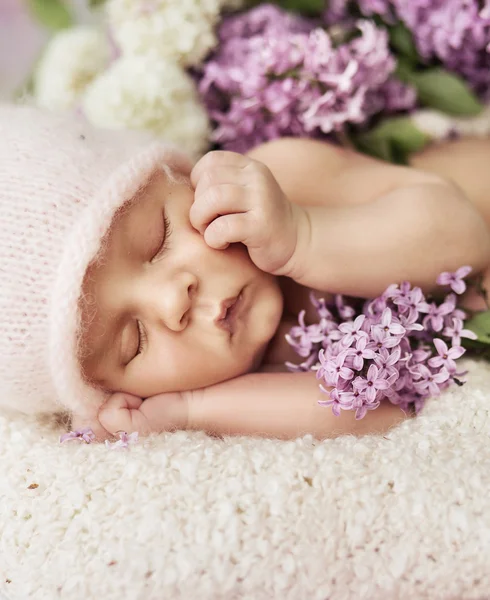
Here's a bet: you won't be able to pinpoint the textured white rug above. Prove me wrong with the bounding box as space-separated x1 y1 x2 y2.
1 359 490 600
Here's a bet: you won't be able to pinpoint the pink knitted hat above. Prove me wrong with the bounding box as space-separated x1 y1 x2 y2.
0 104 193 422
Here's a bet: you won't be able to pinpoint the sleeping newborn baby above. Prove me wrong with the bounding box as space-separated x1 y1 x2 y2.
1 104 489 442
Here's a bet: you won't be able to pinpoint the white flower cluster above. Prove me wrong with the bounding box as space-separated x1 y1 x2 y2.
33 0 245 157
82 56 210 158
412 105 490 141
106 0 223 67
34 26 110 111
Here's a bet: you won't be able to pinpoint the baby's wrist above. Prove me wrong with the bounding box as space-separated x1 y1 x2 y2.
274 203 312 282
139 391 190 432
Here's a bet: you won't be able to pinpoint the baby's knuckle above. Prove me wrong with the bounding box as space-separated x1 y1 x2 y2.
106 392 126 406
214 216 231 236
251 159 271 178
208 150 234 168
244 160 263 180
207 185 225 209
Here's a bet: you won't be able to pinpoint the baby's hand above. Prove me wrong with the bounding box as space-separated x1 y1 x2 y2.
98 391 189 437
98 393 150 436
190 151 306 275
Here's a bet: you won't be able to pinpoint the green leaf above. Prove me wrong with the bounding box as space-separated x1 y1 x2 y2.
88 0 107 6
464 311 490 345
27 0 72 30
354 116 430 164
399 68 483 116
246 0 324 14
355 134 394 163
388 22 420 64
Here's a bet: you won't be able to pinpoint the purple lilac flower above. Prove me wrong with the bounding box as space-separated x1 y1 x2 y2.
285 310 330 358
374 307 405 336
198 4 414 152
443 317 478 346
335 294 356 319
422 294 457 332
376 78 417 113
393 286 429 322
347 336 377 370
105 431 139 450
318 349 355 387
286 266 474 418
428 338 465 373
352 364 390 402
338 314 367 346
374 346 401 378
325 1 490 101
412 365 450 396
60 427 96 444
318 387 344 416
367 326 400 351
437 266 473 294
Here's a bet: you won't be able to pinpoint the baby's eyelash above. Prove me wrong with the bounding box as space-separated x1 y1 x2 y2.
136 320 148 357
133 213 170 361
152 214 172 262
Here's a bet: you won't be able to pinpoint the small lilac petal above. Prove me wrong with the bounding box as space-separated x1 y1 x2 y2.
433 338 448 356
375 379 390 391
355 405 368 420
448 345 465 360
456 266 472 279
428 356 444 369
60 431 79 443
451 279 466 295
60 428 95 444
437 271 453 286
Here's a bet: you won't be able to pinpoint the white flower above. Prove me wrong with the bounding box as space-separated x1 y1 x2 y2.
34 26 110 111
453 105 490 137
82 55 210 158
411 109 455 140
412 105 490 141
106 0 222 66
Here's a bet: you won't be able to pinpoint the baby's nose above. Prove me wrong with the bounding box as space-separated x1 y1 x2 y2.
156 274 197 332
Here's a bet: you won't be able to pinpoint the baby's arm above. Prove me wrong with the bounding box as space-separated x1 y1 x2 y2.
287 178 490 297
191 143 490 299
248 138 490 297
98 372 408 440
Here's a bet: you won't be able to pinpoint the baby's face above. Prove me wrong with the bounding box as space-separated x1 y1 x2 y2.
79 169 283 398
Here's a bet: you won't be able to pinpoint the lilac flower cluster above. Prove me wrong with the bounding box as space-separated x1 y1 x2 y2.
60 428 139 449
197 3 415 152
325 0 490 101
286 267 477 419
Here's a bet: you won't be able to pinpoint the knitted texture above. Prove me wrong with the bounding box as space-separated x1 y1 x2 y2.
0 104 192 421
1 359 490 599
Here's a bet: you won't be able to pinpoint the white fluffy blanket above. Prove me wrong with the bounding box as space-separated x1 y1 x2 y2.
1 359 490 600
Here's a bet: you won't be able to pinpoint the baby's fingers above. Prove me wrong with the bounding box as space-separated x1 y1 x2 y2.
190 150 251 189
204 214 249 250
98 392 150 436
190 183 247 235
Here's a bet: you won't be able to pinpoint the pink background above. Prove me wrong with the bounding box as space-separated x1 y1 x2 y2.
0 0 96 100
